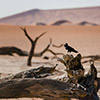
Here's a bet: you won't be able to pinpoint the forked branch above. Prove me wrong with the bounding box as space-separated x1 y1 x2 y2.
21 27 46 66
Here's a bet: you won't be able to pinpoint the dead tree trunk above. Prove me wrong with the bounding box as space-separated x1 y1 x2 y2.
21 27 46 66
0 77 99 100
0 78 87 100
0 54 100 99
0 46 28 56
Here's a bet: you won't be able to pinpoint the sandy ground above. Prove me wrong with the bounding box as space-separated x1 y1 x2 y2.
0 25 100 100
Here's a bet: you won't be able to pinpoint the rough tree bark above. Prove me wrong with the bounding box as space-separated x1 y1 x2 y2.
0 78 88 100
0 77 100 100
0 54 100 100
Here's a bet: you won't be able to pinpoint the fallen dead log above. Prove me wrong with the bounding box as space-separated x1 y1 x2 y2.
0 64 100 100
0 46 28 56
12 65 57 79
0 78 88 100
0 46 63 58
82 55 100 64
0 53 100 100
0 78 100 100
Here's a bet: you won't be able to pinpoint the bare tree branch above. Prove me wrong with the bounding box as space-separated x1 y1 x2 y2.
47 49 64 56
20 27 34 43
52 44 63 48
50 38 63 48
21 27 46 66
34 44 51 57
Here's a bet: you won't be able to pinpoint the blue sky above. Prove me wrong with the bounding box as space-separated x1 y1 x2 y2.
0 0 100 18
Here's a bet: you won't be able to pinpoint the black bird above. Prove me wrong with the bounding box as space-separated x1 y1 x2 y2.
64 43 78 53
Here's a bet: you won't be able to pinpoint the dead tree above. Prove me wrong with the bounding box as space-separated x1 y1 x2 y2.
0 65 100 100
58 54 100 100
47 49 64 56
33 42 51 57
82 55 100 64
21 27 46 66
0 46 28 56
0 54 100 100
12 65 57 79
52 44 63 48
21 28 65 66
0 78 89 100
50 38 63 48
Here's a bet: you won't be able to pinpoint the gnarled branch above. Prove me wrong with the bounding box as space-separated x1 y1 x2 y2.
47 49 64 56
21 27 46 66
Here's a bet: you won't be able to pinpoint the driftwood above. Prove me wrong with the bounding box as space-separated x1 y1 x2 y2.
12 65 57 79
0 54 100 100
0 47 28 56
0 70 100 100
0 78 88 100
0 65 90 100
58 54 100 100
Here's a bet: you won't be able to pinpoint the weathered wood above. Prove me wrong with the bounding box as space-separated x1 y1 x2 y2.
0 46 64 57
0 53 100 100
58 54 100 100
82 55 100 63
52 44 63 48
21 28 65 66
12 65 57 79
33 43 51 57
0 46 28 56
0 77 100 100
0 78 88 99
1 77 100 100
47 49 64 56
58 54 85 81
